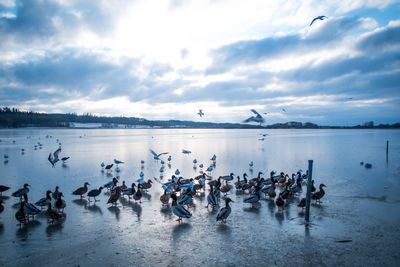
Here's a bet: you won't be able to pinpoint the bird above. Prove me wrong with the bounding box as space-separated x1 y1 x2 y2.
61 156 70 162
141 179 153 190
197 109 204 117
167 155 172 162
55 193 66 212
310 15 327 26
15 202 27 225
87 187 103 202
46 203 63 223
216 197 233 223
0 185 10 195
104 178 118 191
52 186 62 200
150 149 169 160
243 109 265 125
0 199 4 214
22 194 40 221
298 198 306 209
171 193 192 223
311 184 326 204
101 162 105 169
72 182 90 198
220 173 235 181
244 189 261 208
48 147 62 167
35 190 52 209
123 183 136 200
249 161 254 168
107 187 122 206
282 108 287 113
182 149 192 154
105 164 114 172
12 183 30 199
132 184 142 203
175 169 180 176
276 193 285 211
114 159 124 165
206 185 218 209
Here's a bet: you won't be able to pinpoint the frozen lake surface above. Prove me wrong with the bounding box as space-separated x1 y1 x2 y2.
0 128 399 266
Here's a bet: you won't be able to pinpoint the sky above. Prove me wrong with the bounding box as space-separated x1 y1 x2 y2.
0 0 399 126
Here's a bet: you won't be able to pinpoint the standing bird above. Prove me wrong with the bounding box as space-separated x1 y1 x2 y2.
87 187 103 202
48 147 62 167
133 184 142 203
107 187 122 206
310 15 327 26
105 164 114 172
55 193 66 212
12 183 30 200
72 182 90 198
276 193 285 211
0 185 10 195
22 194 40 220
171 193 192 223
15 202 27 225
35 190 52 209
243 109 265 125
311 184 327 204
160 190 170 206
46 203 62 223
298 197 306 209
197 109 204 117
52 186 62 200
123 183 136 200
216 197 233 223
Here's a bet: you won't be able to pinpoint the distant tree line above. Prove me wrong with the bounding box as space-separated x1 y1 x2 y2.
0 107 399 129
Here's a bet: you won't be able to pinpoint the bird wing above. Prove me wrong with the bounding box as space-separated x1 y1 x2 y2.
48 153 53 164
150 149 158 157
251 109 261 116
53 148 61 159
216 207 228 221
310 17 318 26
158 152 169 156
243 116 254 123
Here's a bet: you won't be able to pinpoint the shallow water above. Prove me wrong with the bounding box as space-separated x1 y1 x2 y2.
0 128 399 266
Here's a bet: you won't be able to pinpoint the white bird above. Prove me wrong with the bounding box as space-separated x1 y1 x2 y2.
150 149 169 160
243 109 265 125
310 15 327 26
197 109 204 117
182 149 192 154
48 148 62 167
114 159 124 165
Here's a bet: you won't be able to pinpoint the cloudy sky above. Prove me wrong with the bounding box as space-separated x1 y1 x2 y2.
0 0 399 125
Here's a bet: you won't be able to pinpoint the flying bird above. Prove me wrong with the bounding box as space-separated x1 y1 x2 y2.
150 149 169 160
197 109 204 117
243 109 265 125
282 108 287 113
310 15 327 26
182 149 192 154
48 148 62 167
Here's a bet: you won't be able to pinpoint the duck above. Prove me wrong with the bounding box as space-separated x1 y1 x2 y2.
298 197 306 209
171 193 192 223
220 173 235 182
72 182 90 198
311 184 326 204
22 194 41 220
220 182 232 195
87 187 103 202
104 178 118 191
52 186 62 200
15 202 27 225
46 203 62 223
107 187 122 206
35 190 52 209
178 189 194 207
310 180 316 193
133 184 142 203
267 184 276 199
122 183 135 200
249 172 263 186
0 185 10 195
120 181 127 191
205 185 218 209
216 197 234 223
55 193 66 212
160 190 170 206
243 186 261 208
105 163 114 171
141 179 153 191
275 193 285 211
12 183 30 200
289 181 302 195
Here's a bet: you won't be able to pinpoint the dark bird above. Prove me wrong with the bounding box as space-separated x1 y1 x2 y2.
35 190 52 209
122 183 136 200
52 186 62 200
87 187 103 202
298 197 306 209
160 190 170 206
48 148 62 167
105 164 114 171
22 194 40 220
311 183 326 204
15 202 27 225
205 185 217 209
276 193 285 211
216 197 233 223
0 199 4 214
12 183 30 199
310 15 327 26
61 156 70 162
197 109 204 117
46 203 62 223
107 187 122 206
72 182 90 198
133 184 142 203
243 109 265 125
171 193 192 223
0 185 10 195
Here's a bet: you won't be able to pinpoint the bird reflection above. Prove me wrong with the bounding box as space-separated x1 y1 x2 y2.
72 199 88 208
131 203 142 221
87 203 102 214
108 206 120 221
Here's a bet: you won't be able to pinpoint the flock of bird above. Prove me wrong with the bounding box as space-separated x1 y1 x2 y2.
0 142 327 226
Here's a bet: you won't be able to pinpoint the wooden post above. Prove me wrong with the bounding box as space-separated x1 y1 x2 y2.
305 160 313 223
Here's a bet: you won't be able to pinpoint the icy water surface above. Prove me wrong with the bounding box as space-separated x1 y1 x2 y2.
0 128 399 266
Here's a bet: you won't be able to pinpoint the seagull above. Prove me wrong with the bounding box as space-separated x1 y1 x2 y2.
310 15 327 26
150 149 169 160
282 108 287 113
243 109 265 125
197 109 204 117
182 149 192 154
48 148 62 167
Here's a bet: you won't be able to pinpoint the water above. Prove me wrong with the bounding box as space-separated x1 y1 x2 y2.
0 128 399 266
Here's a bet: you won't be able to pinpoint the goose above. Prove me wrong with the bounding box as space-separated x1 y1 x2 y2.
52 186 62 200
0 185 10 195
35 190 52 209
244 188 261 208
12 183 30 200
290 181 302 195
55 193 66 212
87 187 103 202
205 185 218 209
72 182 90 198
216 197 233 223
171 193 192 223
310 180 316 193
311 184 326 204
15 202 27 225
105 164 114 172
160 190 170 206
275 193 285 211
122 183 135 200
107 187 122 206
46 203 62 223
234 176 243 190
